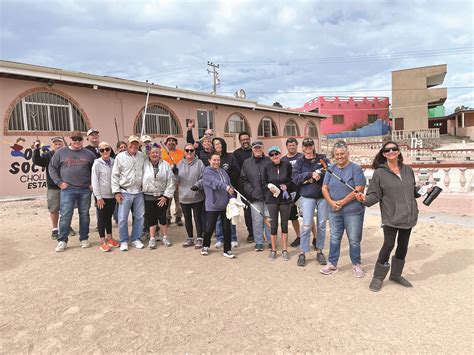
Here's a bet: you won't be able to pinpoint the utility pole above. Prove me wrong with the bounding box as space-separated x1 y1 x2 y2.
207 61 220 94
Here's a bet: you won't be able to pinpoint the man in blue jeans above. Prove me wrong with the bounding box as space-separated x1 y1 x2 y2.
292 137 330 267
49 130 96 252
111 135 146 251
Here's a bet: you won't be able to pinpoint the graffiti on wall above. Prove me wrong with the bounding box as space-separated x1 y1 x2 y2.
7 138 48 190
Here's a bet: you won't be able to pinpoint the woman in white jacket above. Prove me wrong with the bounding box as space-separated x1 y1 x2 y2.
142 144 176 249
91 142 120 252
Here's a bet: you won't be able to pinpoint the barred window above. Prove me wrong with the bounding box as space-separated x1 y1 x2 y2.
284 119 299 136
8 91 87 132
134 104 181 135
306 121 318 138
258 116 278 137
333 115 344 124
225 113 250 134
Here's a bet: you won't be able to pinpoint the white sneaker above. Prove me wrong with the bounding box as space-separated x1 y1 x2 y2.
215 241 223 249
120 242 129 251
80 240 91 248
231 241 239 248
223 251 236 259
132 240 145 249
149 238 156 249
55 241 67 252
201 247 209 255
162 237 172 247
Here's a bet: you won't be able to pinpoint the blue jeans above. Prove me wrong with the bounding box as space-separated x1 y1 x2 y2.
59 187 91 243
299 197 328 253
250 201 270 245
216 216 237 242
118 192 144 243
328 210 365 265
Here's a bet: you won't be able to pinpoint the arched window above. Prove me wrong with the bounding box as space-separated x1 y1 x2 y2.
284 119 300 136
305 121 318 138
134 104 181 135
258 116 278 137
224 113 250 134
7 91 87 132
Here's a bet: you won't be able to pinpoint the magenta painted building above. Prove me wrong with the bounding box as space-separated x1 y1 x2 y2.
294 96 390 135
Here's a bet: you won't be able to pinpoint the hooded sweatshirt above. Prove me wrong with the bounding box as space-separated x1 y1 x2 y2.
177 156 205 204
203 166 231 211
213 137 239 187
363 163 420 229
292 153 330 199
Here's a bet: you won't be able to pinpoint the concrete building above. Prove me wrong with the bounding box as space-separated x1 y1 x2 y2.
294 96 390 135
392 64 447 131
0 60 326 198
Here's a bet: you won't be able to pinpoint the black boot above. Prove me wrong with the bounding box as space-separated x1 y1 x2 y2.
369 262 390 292
389 257 413 287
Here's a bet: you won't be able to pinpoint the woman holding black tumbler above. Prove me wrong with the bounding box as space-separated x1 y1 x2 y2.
356 141 427 292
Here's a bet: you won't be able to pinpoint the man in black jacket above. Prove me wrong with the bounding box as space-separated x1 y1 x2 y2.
33 136 65 239
85 128 116 158
232 132 254 243
239 140 271 251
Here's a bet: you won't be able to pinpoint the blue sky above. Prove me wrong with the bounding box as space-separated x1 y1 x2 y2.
1 0 473 113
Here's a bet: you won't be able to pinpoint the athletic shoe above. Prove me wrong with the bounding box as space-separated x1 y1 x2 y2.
320 262 338 275
201 247 209 255
80 240 91 248
353 264 365 278
162 238 172 247
312 238 317 250
106 238 120 248
282 250 290 261
255 244 264 252
182 238 194 247
215 241 223 249
290 237 300 247
132 240 145 249
176 218 184 226
55 241 67 252
316 252 327 265
231 241 239 248
268 250 277 261
51 230 59 240
195 238 203 249
149 238 156 249
120 242 128 251
297 253 306 267
99 242 111 252
223 251 236 259
246 235 255 243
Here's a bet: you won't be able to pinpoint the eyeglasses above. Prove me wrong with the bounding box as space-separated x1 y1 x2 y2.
383 147 400 153
185 149 195 153
269 152 280 157
71 137 83 142
334 142 347 148
99 147 111 153
240 138 250 142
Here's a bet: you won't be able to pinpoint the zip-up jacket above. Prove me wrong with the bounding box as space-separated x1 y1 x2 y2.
292 154 330 199
91 158 115 199
142 159 176 199
177 157 205 204
111 151 146 194
239 155 271 202
203 166 231 211
233 147 252 172
263 160 295 205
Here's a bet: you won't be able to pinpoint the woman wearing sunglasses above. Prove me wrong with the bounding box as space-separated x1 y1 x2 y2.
91 142 120 252
177 143 205 248
356 141 422 292
142 144 176 249
262 146 295 261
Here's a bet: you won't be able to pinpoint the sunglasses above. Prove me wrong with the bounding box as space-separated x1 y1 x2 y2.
383 147 400 153
71 137 83 142
185 149 195 153
269 152 280 157
99 147 111 153
303 143 314 147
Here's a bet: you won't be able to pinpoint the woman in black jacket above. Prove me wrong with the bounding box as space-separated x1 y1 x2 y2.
263 146 294 261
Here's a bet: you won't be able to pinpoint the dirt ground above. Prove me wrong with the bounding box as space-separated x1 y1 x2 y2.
0 198 473 353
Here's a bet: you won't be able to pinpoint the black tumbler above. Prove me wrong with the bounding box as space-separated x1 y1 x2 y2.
423 186 443 206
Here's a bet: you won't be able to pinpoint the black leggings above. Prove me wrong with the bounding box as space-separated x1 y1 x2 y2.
203 210 231 253
267 203 292 235
144 199 168 227
97 198 116 238
180 201 204 240
377 226 412 264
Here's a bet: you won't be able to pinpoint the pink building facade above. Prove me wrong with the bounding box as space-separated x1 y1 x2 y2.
295 96 390 135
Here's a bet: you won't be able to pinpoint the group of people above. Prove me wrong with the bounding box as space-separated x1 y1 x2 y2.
34 121 427 291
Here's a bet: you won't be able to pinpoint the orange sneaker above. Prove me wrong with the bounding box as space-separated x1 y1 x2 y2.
106 238 120 248
100 242 111 252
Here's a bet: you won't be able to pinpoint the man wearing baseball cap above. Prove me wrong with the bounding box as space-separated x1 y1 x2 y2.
85 128 115 158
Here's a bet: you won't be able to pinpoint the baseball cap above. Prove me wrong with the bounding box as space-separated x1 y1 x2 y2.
251 140 264 148
165 135 178 144
50 136 63 142
140 135 152 143
302 138 315 146
87 128 99 136
268 146 281 154
70 130 83 138
128 135 140 143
